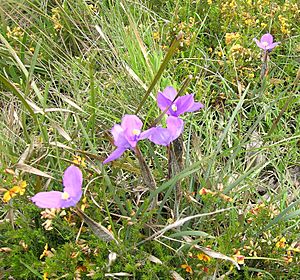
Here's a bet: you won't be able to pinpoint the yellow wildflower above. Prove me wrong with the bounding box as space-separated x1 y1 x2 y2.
3 188 18 202
199 188 216 196
207 0 212 5
230 44 244 54
284 251 293 264
225 32 240 45
197 253 211 262
40 243 54 259
275 237 287 249
3 181 27 202
80 196 88 211
153 32 160 41
17 181 27 195
181 264 193 274
73 155 86 167
219 193 233 202
233 250 245 265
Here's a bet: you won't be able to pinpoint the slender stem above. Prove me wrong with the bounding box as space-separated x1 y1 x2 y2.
260 50 268 80
135 146 157 209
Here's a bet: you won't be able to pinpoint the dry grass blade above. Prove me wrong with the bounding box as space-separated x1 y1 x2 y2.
49 141 73 150
170 271 185 280
18 145 33 164
60 95 84 112
183 236 240 269
196 245 240 270
147 254 163 264
15 163 54 179
75 208 119 244
140 207 232 243
105 272 132 277
51 123 72 142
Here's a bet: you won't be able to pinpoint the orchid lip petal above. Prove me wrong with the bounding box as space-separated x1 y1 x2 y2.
261 33 273 45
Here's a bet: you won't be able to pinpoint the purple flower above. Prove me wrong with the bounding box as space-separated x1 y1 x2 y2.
147 116 184 146
31 165 83 208
254 33 280 51
103 115 152 164
157 86 204 117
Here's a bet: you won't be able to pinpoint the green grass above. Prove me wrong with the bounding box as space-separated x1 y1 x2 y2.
0 0 300 279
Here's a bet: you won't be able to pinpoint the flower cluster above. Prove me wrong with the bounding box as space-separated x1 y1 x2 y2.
103 86 203 163
3 181 27 203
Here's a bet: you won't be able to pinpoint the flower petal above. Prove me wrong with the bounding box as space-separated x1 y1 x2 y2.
266 42 280 50
261 33 273 45
31 191 64 208
111 124 130 147
63 165 83 202
161 86 177 101
166 116 184 141
148 127 172 146
103 147 127 164
173 95 194 116
186 101 204 112
148 117 184 146
157 92 172 113
139 127 155 140
254 38 266 50
121 115 143 131
121 115 143 147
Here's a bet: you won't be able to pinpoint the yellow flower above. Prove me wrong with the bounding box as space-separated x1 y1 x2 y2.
40 243 54 259
17 181 27 195
233 250 245 265
73 156 86 167
153 32 160 41
276 237 287 249
3 189 17 202
225 32 240 45
284 251 293 264
197 253 211 262
207 0 212 5
40 243 49 259
230 44 244 54
43 272 49 280
199 188 216 196
80 196 88 211
181 264 193 274
219 193 233 202
2 181 27 202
